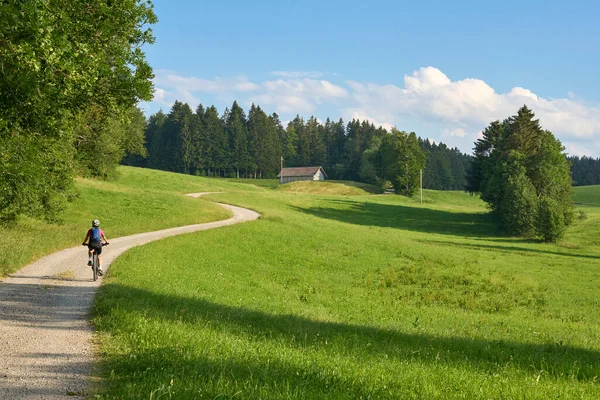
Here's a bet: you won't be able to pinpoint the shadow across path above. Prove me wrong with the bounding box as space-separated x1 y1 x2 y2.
0 282 96 329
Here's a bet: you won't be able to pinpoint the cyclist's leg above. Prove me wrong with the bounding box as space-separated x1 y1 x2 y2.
96 244 104 271
87 244 94 265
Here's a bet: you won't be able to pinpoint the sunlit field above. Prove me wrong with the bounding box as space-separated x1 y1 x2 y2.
0 168 232 277
90 167 600 399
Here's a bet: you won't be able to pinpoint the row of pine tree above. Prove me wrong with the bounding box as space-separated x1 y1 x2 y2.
124 100 472 190
569 156 600 186
124 100 598 191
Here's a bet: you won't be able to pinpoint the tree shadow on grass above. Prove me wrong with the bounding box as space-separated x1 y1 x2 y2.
291 199 501 238
94 283 600 398
99 345 384 399
420 239 600 261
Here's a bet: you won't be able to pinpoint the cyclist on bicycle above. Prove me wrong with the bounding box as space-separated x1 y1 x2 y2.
82 219 109 276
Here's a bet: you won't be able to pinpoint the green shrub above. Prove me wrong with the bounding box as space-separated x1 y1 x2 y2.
537 196 567 242
499 160 537 237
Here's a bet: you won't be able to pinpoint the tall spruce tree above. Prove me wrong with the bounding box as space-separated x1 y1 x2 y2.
160 101 193 172
203 106 227 176
268 113 286 174
247 104 264 177
292 116 310 167
326 118 347 178
226 101 249 178
343 119 363 181
469 106 574 241
569 156 600 186
307 117 327 166
252 107 280 177
190 104 206 175
283 123 299 167
146 110 168 170
466 121 503 194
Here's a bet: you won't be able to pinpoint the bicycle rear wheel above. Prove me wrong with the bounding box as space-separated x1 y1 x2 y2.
93 252 98 281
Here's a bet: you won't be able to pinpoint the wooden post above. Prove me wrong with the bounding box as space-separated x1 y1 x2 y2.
420 169 423 204
406 163 409 194
280 156 284 184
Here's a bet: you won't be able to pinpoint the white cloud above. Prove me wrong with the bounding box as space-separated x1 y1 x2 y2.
563 141 599 157
151 87 199 110
153 70 349 114
154 70 260 103
147 66 600 156
251 93 314 114
343 108 394 131
235 81 261 91
272 71 324 79
347 66 600 141
442 128 467 138
262 79 348 99
252 78 348 114
153 87 167 103
154 70 260 93
151 70 261 111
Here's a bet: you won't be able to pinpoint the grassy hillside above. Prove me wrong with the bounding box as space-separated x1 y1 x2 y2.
574 185 600 206
220 178 383 195
223 178 280 189
91 167 600 399
277 180 383 195
0 167 236 277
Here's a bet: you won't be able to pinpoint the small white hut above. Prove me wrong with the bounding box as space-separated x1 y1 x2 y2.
277 166 327 184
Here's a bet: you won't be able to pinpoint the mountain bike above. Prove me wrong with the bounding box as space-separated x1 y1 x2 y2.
84 243 109 281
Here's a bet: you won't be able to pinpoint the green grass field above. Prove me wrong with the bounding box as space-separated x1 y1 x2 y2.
87 168 600 399
0 168 233 277
574 185 600 207
277 180 383 195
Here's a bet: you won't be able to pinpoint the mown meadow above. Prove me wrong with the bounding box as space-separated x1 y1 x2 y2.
0 168 238 277
85 168 600 399
574 185 600 207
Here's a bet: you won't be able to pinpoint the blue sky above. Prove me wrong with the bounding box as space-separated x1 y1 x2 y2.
144 0 600 156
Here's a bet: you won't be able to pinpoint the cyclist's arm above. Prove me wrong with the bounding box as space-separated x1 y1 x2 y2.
82 229 91 245
101 231 109 244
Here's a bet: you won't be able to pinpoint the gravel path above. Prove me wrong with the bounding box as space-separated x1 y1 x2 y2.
0 196 259 399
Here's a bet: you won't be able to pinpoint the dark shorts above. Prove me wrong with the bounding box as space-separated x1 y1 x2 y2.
88 242 103 255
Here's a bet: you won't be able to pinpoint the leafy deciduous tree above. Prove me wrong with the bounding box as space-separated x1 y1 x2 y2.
0 0 156 222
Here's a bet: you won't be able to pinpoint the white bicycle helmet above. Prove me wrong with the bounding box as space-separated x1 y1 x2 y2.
92 219 100 227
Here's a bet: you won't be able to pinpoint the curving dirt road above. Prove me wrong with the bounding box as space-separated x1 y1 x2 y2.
0 197 259 399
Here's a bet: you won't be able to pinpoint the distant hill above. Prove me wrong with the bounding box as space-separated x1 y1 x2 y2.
277 180 383 195
574 185 600 206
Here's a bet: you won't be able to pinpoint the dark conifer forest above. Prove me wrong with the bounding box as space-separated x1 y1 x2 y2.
125 100 476 194
125 100 599 193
